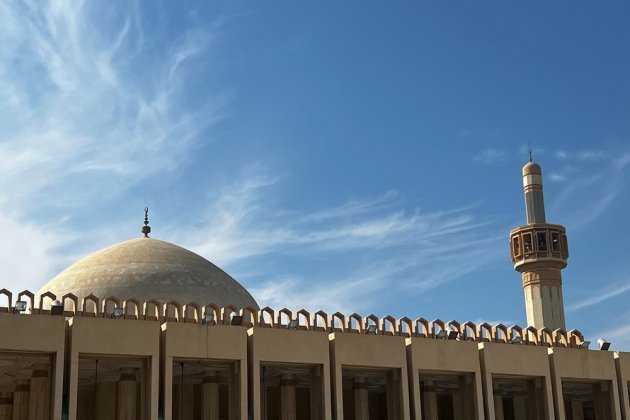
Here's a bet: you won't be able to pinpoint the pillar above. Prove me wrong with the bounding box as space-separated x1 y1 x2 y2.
202 371 219 420
310 366 323 420
116 369 137 420
513 396 527 420
421 380 438 420
11 379 29 420
353 377 369 420
570 400 584 420
228 363 238 420
27 368 49 420
0 393 12 420
95 382 116 420
493 384 504 420
452 393 464 420
280 374 296 420
594 382 612 420
386 370 400 420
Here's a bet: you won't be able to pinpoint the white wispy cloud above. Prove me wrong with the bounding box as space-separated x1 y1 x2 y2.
0 1 225 291
473 148 506 164
555 149 606 161
177 171 504 312
568 281 630 311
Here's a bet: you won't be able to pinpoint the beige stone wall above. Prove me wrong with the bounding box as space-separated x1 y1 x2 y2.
1 308 629 419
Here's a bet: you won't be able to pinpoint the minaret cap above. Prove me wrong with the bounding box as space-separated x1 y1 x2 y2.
522 161 542 176
141 207 151 238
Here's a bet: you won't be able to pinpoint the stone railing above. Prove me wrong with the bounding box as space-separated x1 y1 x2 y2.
0 289 584 348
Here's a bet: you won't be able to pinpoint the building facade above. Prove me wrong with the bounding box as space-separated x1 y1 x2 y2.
0 160 628 420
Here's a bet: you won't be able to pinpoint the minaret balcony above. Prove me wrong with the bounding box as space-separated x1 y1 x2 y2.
509 224 568 270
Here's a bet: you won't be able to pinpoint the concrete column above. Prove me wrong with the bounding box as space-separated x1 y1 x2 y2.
459 374 474 420
280 374 296 420
493 389 504 420
202 372 219 420
11 379 29 420
116 369 137 420
0 393 12 420
310 366 323 420
513 396 527 420
452 393 464 420
594 382 612 420
95 382 116 420
386 370 400 420
570 400 584 420
421 380 438 420
228 363 238 420
353 377 369 420
27 369 49 420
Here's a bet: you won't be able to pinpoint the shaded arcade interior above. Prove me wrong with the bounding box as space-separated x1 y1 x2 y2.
0 352 53 420
562 381 615 420
260 363 324 420
341 367 403 420
492 376 548 420
76 356 149 420
171 359 239 420
419 372 476 420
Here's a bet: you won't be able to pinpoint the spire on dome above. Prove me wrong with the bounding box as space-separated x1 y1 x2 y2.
141 207 151 238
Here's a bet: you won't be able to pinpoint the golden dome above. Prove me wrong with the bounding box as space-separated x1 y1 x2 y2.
38 237 258 309
522 161 542 176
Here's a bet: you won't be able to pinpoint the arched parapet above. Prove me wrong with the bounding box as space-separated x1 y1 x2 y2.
508 325 524 344
296 309 310 330
17 290 34 313
348 313 363 334
414 318 430 338
240 306 258 328
525 326 539 345
123 298 140 320
552 328 569 347
38 291 57 315
163 300 182 322
398 317 413 337
380 315 397 336
493 324 509 344
312 311 328 332
461 322 478 341
330 312 346 333
183 302 201 323
477 323 492 342
0 289 12 313
364 314 380 334
538 328 553 347
143 299 161 321
101 296 121 318
203 304 220 325
258 307 275 328
277 308 293 328
221 305 239 325
430 319 446 338
447 320 462 338
81 294 100 317
568 329 584 348
62 293 79 316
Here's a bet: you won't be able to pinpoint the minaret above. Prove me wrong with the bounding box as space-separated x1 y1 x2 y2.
509 157 569 330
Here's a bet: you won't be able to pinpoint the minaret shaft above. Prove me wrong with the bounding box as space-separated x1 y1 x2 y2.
510 161 569 331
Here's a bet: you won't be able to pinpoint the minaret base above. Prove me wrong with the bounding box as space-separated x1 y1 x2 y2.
522 270 565 330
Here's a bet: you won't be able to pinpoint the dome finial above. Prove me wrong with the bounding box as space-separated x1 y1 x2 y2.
528 142 533 162
141 207 151 238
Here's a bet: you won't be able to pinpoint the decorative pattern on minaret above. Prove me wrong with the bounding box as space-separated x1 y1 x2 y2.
510 159 569 330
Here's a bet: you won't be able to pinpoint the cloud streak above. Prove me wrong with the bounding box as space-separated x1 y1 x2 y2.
178 172 504 313
0 1 225 290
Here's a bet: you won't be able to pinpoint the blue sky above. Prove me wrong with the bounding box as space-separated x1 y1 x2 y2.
1 1 629 348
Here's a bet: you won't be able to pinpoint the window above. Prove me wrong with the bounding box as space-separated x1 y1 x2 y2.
537 232 547 252
551 232 560 252
512 236 521 257
523 233 533 254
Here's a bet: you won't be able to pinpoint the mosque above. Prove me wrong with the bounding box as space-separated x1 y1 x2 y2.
0 159 629 420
